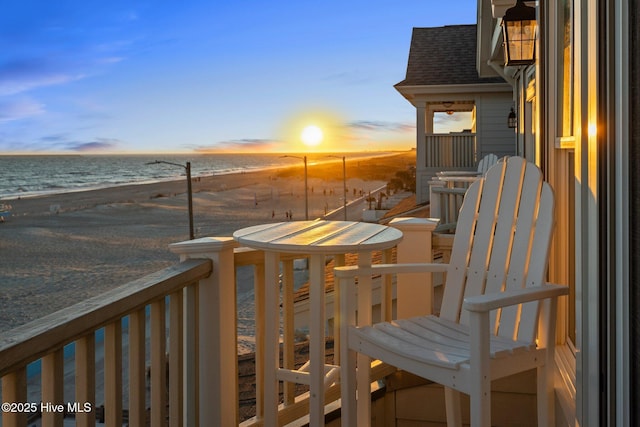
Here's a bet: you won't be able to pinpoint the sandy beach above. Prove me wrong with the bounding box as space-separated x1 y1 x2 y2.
0 151 416 333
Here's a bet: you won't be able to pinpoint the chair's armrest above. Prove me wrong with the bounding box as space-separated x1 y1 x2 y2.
437 171 481 177
463 283 569 313
334 263 449 279
431 187 468 196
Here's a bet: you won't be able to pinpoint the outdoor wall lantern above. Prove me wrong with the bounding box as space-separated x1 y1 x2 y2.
508 108 517 128
502 0 537 66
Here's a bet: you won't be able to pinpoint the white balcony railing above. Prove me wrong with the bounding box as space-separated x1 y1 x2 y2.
423 133 476 169
0 219 440 427
0 257 214 427
414 133 477 203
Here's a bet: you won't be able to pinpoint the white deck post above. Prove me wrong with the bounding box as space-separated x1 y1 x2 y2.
170 237 239 427
389 217 439 317
428 180 445 217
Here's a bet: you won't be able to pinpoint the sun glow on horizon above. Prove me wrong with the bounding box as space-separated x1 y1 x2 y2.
278 108 348 152
301 125 323 147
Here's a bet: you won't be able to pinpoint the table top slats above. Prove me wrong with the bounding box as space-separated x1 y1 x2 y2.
233 221 403 254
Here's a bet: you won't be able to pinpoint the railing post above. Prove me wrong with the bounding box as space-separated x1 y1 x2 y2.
389 217 439 317
428 179 446 213
170 237 239 427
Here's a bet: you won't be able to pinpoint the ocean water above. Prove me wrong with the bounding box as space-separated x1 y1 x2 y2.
0 153 343 200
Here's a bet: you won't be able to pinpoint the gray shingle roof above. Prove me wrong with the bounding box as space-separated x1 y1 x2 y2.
396 24 504 87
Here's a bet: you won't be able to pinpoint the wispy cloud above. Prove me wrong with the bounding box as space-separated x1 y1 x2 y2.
67 138 122 152
0 58 85 96
192 139 284 152
0 134 121 153
347 120 414 133
0 97 45 121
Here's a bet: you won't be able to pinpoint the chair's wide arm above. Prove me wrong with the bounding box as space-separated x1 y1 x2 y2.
334 263 449 278
463 283 569 313
431 187 468 196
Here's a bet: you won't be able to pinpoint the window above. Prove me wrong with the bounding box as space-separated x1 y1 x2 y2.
556 0 575 148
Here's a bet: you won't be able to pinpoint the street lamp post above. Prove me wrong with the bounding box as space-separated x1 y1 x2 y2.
328 155 347 220
146 160 194 239
280 155 308 220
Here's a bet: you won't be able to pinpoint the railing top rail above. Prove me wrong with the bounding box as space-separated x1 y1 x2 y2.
0 258 212 377
424 132 476 137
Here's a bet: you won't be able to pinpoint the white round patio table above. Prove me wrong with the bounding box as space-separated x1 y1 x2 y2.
233 220 403 427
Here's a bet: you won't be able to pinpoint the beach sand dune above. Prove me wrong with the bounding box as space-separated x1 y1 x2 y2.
0 151 416 332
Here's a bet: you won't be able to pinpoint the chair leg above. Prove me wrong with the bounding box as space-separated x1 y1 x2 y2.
470 386 491 427
340 347 357 427
356 353 371 426
537 364 554 427
340 276 358 427
444 387 462 427
469 311 491 427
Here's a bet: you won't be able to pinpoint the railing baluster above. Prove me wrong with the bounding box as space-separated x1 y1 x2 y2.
151 299 167 427
382 248 394 322
333 254 346 365
105 321 123 427
129 309 146 427
169 290 184 427
183 283 198 426
2 369 28 427
446 135 453 166
41 349 64 427
75 334 96 427
281 258 295 405
254 262 265 420
426 134 435 167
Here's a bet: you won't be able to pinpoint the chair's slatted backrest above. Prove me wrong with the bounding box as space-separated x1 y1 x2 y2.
439 157 554 344
477 153 499 175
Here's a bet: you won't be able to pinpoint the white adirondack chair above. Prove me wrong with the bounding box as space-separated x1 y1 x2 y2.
476 152 499 175
338 157 568 427
430 153 501 227
436 153 499 179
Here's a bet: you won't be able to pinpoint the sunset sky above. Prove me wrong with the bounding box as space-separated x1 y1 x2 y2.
0 1 478 154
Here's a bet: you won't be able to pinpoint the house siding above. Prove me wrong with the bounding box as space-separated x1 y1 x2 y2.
410 90 515 204
475 93 517 159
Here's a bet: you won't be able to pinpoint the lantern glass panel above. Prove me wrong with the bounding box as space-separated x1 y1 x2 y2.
502 0 538 66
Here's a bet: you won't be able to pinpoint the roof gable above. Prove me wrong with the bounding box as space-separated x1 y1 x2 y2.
396 24 504 87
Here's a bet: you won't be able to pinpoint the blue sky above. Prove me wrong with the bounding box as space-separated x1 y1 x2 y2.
0 1 478 154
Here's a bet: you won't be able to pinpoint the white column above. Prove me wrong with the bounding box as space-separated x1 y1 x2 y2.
416 101 429 203
389 217 439 318
170 237 239 427
424 104 434 134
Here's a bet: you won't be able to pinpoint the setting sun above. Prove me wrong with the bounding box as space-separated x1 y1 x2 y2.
301 125 323 147
278 109 348 152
